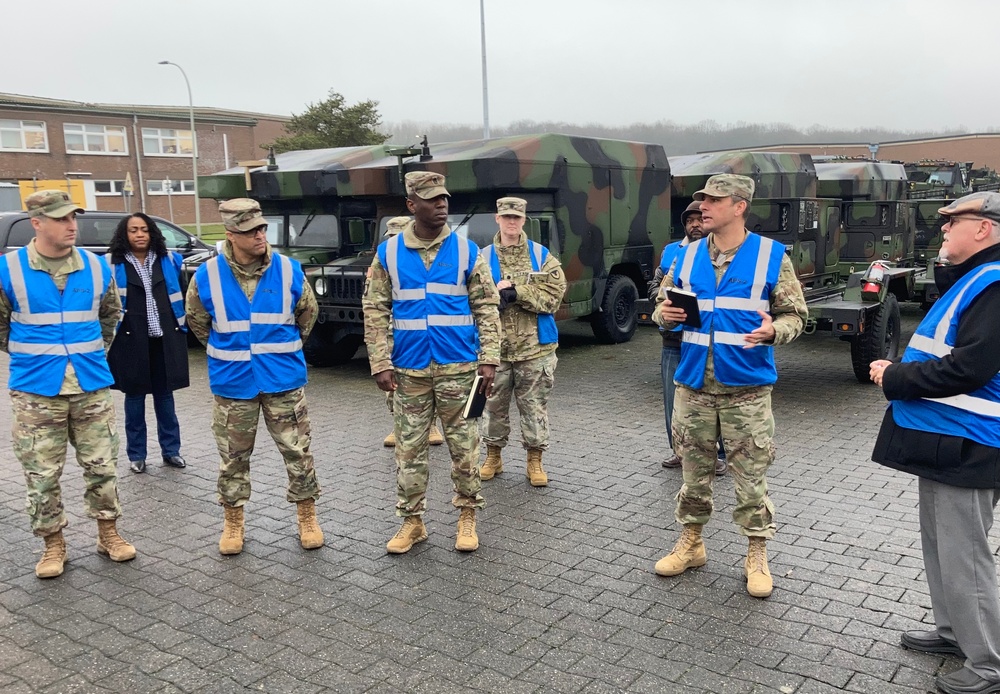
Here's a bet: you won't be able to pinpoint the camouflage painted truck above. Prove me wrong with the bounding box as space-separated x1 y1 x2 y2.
668 152 920 382
198 134 673 365
907 161 1000 309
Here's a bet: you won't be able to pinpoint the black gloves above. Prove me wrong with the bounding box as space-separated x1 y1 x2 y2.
498 286 518 311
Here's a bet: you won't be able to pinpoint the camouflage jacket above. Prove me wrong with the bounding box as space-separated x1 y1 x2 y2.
362 224 501 377
489 231 567 362
654 230 807 394
185 240 318 346
0 240 121 395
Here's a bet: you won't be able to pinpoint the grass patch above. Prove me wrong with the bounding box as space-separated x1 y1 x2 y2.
181 223 227 242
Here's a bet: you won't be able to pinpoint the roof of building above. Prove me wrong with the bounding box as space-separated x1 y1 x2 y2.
0 92 290 126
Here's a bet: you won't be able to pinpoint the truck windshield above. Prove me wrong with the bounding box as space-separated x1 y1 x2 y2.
264 214 340 248
377 213 496 248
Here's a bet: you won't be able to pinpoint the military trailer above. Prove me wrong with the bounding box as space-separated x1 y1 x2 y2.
667 152 920 382
198 134 673 365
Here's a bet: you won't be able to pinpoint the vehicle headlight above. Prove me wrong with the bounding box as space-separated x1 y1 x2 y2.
314 277 327 296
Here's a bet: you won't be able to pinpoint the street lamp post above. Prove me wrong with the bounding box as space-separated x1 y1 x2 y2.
480 0 490 140
158 60 201 238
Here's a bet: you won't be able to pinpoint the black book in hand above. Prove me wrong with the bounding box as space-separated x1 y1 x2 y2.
666 287 702 328
463 374 488 419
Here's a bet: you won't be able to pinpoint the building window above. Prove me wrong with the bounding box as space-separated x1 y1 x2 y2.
147 180 195 195
64 124 128 154
142 128 192 156
94 180 126 196
0 120 48 152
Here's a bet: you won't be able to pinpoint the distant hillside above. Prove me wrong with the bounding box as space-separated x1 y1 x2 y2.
381 120 993 155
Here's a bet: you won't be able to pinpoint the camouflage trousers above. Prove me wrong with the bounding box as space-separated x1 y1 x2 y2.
482 352 557 451
393 369 485 516
212 387 321 507
11 388 122 537
672 384 776 538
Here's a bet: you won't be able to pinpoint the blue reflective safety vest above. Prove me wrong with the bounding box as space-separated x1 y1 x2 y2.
892 262 1000 448
195 253 307 399
0 246 114 396
481 239 557 345
658 239 687 336
377 231 479 369
113 251 186 332
672 233 785 389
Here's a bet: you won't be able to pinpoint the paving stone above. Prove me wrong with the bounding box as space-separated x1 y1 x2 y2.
0 316 969 693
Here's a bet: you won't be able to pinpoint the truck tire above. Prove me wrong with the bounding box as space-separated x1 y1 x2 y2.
303 325 362 367
591 274 638 344
850 294 901 384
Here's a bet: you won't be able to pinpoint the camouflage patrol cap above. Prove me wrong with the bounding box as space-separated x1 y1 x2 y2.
937 191 1000 225
25 189 85 218
496 197 527 218
694 174 755 202
404 171 449 199
219 198 266 232
681 200 702 223
384 216 410 238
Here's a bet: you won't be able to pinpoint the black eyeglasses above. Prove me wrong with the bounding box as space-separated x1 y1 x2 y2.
230 225 268 236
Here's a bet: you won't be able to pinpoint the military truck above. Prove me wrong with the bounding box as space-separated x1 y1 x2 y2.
909 161 1000 310
667 152 921 382
904 159 972 200
198 134 673 365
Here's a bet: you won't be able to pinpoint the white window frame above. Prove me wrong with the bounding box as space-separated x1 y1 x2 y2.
0 120 48 152
94 180 126 196
147 180 195 195
63 123 128 156
141 127 193 157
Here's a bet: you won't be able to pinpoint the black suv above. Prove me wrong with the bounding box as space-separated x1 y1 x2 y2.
0 211 213 261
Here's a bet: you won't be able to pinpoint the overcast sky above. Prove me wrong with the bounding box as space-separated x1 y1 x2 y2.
5 0 997 133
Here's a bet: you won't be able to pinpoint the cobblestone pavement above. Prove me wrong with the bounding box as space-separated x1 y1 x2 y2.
0 304 987 693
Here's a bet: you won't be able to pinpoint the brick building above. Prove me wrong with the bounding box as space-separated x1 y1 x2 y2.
0 92 288 226
722 133 1000 172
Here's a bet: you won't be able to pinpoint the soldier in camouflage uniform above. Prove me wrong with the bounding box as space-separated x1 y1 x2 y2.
186 198 324 556
653 175 807 598
480 197 567 486
0 190 136 578
363 172 501 554
380 216 444 450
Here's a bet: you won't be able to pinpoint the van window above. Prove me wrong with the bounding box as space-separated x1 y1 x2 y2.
157 221 192 249
8 219 34 247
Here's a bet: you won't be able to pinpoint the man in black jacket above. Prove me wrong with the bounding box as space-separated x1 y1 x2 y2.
871 191 1000 694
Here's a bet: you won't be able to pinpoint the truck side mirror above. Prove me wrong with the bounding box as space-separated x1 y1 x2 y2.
348 219 365 244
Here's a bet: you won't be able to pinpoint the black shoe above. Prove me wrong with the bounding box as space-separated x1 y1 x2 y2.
715 457 728 476
129 460 146 474
936 668 1000 694
901 629 965 656
662 454 682 469
163 455 186 469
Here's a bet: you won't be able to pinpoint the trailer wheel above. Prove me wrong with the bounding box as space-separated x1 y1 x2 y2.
591 274 638 344
303 325 362 367
850 295 900 384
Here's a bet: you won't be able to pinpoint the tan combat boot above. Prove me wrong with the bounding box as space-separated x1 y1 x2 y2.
429 424 444 446
744 537 773 598
386 516 427 554
654 524 706 576
96 519 136 562
526 449 548 487
455 508 479 552
219 505 245 556
383 430 396 447
480 445 504 480
296 499 324 550
36 530 67 578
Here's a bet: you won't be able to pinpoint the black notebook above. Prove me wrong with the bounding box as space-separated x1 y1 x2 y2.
666 287 702 328
463 374 488 419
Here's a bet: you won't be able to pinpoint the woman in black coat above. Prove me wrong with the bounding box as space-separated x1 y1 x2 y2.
107 213 190 473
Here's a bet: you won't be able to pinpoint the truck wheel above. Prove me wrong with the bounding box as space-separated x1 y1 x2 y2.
303 326 362 367
591 275 638 344
850 294 901 384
